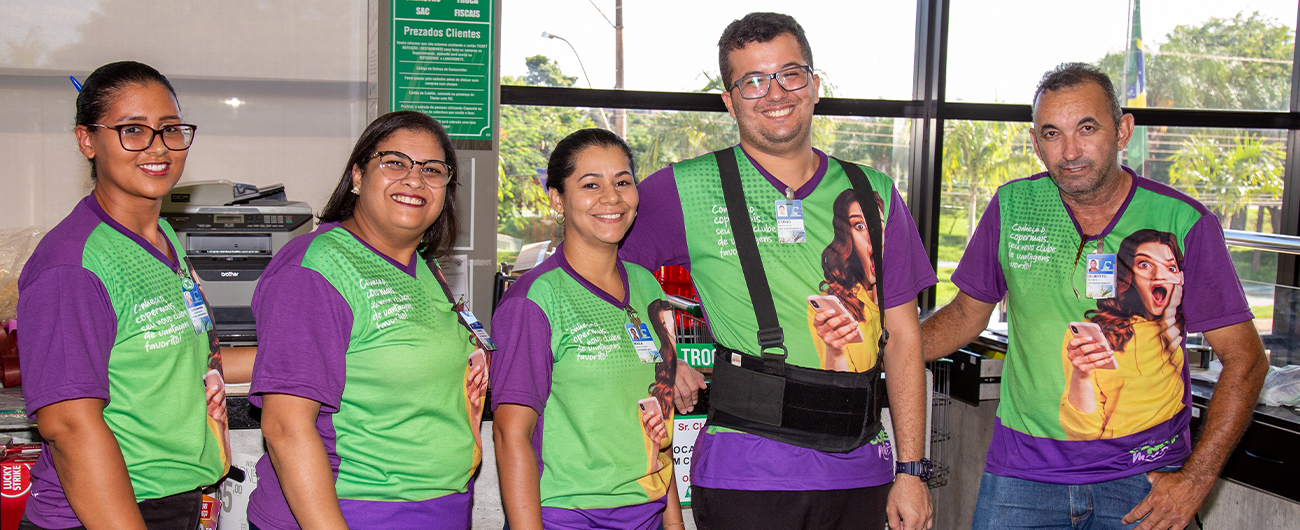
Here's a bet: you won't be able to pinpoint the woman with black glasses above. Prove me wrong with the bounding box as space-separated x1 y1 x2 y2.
17 61 228 530
246 111 487 530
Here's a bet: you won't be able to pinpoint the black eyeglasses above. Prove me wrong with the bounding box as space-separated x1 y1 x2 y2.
87 123 197 151
369 150 456 188
729 65 814 100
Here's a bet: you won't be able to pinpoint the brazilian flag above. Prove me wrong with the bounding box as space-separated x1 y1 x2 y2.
1125 0 1148 172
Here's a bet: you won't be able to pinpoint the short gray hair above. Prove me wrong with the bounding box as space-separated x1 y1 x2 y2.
1032 62 1122 125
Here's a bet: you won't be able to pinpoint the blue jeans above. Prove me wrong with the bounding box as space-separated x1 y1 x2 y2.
971 467 1180 530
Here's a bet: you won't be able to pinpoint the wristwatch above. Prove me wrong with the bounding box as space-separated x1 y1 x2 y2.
895 458 934 481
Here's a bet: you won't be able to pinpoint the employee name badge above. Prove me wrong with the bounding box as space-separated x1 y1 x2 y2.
775 200 806 243
458 310 499 351
626 323 662 363
1085 253 1117 299
180 273 214 335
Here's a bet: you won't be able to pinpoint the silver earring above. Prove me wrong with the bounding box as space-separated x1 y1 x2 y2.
556 213 565 225
351 186 360 195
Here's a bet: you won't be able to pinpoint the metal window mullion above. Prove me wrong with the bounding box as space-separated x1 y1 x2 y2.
908 0 949 312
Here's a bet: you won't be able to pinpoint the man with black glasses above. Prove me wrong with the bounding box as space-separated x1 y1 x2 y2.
622 12 935 530
921 62 1268 530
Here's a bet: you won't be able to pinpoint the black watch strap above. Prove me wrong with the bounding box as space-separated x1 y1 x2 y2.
895 458 934 481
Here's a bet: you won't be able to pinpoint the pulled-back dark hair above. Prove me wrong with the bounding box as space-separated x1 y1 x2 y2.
319 111 460 260
717 12 813 88
545 128 636 194
75 61 179 181
1033 62 1122 126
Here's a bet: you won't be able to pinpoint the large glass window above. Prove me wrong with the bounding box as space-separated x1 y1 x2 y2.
934 121 1285 315
495 100 914 265
934 120 1040 305
947 0 1297 110
500 2 917 100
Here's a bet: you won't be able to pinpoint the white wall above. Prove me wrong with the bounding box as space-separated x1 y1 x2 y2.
1 0 369 229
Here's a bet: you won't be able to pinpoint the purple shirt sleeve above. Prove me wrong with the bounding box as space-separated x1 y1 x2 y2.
951 193 1008 304
620 166 689 271
1180 214 1253 333
248 264 352 412
488 296 553 414
882 186 938 309
17 266 117 415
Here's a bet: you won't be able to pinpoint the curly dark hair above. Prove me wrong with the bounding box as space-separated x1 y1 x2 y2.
319 111 460 260
646 299 678 415
819 189 885 322
717 12 813 88
1085 229 1185 357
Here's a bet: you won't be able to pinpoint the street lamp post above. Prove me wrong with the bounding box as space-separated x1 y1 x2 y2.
613 0 625 138
541 31 612 131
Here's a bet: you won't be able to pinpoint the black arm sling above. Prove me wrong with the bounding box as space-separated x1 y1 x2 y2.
705 148 887 453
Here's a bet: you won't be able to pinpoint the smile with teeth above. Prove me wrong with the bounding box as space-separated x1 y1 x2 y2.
593 213 624 220
139 163 167 172
391 194 426 206
762 106 794 118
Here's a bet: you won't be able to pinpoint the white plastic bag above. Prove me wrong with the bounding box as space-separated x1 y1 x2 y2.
0 226 47 323
1259 365 1300 408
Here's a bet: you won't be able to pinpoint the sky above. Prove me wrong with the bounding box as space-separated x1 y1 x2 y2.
500 0 1298 105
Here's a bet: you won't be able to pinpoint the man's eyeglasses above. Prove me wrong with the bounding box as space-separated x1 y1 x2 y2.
369 150 456 188
729 65 814 100
87 123 197 151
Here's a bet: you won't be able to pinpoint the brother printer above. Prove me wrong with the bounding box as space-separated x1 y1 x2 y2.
161 180 313 345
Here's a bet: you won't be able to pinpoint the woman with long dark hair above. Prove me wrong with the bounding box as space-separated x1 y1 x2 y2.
809 188 886 372
17 61 227 530
1061 229 1186 440
246 111 486 530
491 128 684 529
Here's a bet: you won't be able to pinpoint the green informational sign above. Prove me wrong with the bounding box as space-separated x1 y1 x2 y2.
390 0 495 140
677 343 715 369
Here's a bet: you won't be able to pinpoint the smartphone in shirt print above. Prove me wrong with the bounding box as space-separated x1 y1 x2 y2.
1069 321 1118 370
807 295 864 343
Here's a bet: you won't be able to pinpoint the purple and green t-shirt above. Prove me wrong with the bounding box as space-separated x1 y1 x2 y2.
952 169 1253 484
17 195 226 528
247 223 481 530
620 146 937 491
490 245 675 529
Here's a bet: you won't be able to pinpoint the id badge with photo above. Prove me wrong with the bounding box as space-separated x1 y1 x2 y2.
1085 253 1117 299
775 200 806 244
626 322 662 363
180 274 214 335
458 310 499 351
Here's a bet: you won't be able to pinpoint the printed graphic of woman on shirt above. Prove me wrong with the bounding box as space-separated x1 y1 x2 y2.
809 189 885 372
642 299 678 473
1061 229 1186 440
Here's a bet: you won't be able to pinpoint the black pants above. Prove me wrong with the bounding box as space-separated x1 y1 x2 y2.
18 488 202 530
691 483 891 530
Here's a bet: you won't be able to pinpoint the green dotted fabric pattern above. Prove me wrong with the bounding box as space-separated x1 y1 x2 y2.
81 220 222 500
672 148 893 369
525 263 673 509
994 176 1204 439
300 227 477 501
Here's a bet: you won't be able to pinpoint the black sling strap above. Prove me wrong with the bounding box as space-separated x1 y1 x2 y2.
706 147 891 452
716 149 789 375
715 149 888 367
833 156 890 350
